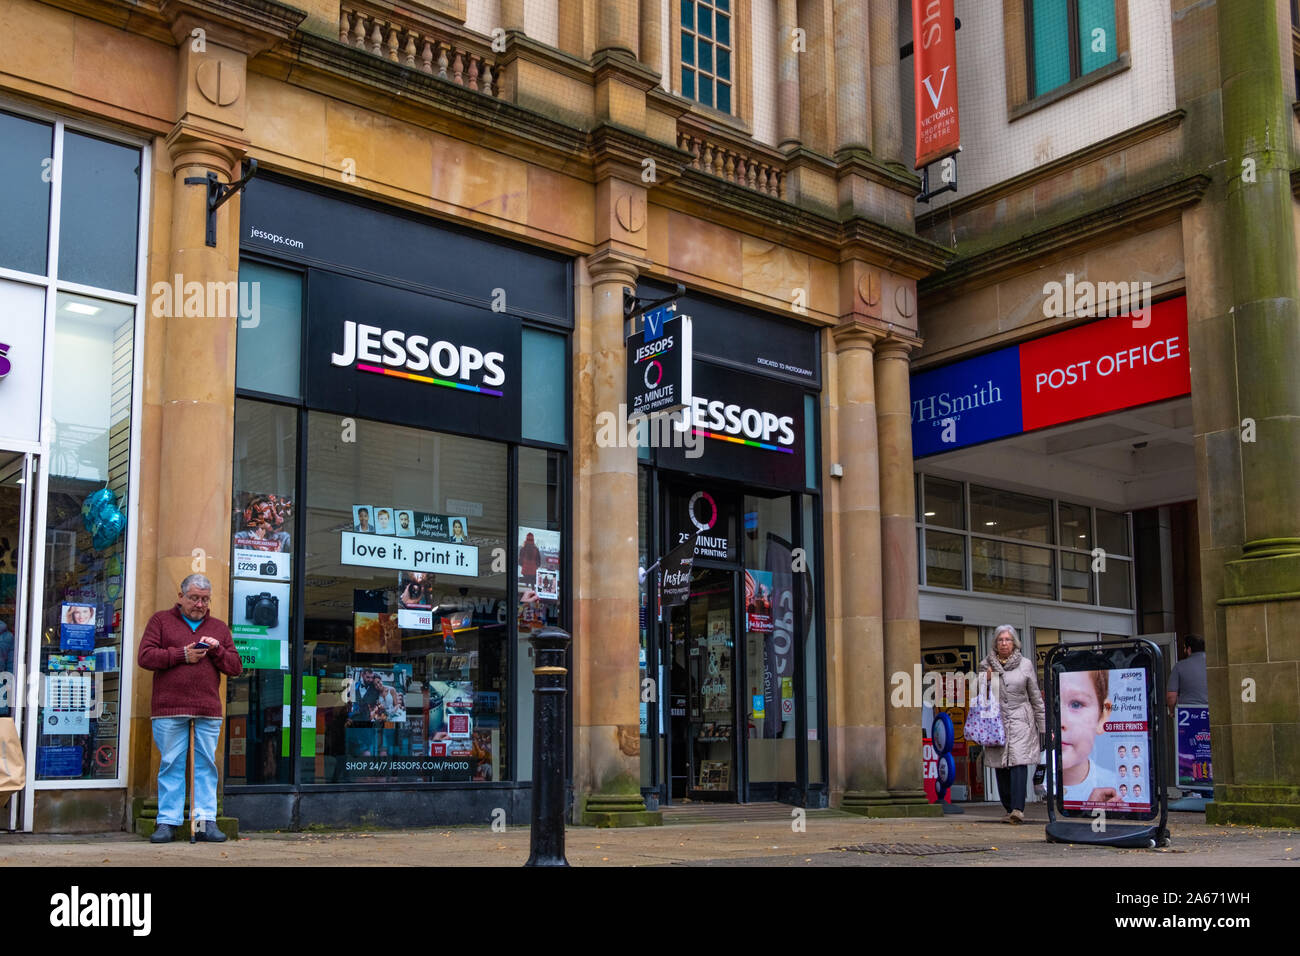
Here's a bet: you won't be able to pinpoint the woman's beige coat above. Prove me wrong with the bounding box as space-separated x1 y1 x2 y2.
982 657 1046 769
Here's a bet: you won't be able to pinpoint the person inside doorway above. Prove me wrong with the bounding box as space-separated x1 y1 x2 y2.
1167 634 1208 716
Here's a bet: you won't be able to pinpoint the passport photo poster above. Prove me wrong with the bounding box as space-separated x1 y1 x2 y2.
1060 667 1150 812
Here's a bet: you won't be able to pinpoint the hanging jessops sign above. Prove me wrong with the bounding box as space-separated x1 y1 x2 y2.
658 534 697 610
627 302 692 417
912 0 961 169
306 270 521 442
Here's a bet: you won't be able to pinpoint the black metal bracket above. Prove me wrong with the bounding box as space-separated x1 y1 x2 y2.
623 282 685 331
184 158 258 247
916 153 958 205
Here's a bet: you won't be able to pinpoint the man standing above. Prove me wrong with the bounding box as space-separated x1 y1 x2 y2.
138 573 241 843
1167 633 1208 714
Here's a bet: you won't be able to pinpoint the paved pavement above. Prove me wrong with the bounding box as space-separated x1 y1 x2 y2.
1 803 1296 867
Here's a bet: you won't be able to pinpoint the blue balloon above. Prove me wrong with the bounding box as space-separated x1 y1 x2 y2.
83 488 126 549
82 488 116 532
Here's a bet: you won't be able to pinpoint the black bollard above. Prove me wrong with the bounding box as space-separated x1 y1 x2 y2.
525 625 571 867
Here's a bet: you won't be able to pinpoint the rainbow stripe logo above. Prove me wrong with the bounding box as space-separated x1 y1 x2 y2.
356 362 504 397
691 428 795 454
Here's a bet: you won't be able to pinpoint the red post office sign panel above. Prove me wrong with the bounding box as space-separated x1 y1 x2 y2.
1018 297 1190 431
912 0 961 169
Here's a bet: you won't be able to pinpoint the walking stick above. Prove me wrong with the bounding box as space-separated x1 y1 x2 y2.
188 718 197 843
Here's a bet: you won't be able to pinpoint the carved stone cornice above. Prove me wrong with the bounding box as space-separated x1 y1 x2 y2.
915 109 1187 234
831 320 885 353
920 173 1211 300
159 0 306 53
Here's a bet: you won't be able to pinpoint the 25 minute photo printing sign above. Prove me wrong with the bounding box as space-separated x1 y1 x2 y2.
627 304 692 417
910 297 1190 457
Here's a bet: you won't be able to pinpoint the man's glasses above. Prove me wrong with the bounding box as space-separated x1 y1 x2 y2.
184 594 212 605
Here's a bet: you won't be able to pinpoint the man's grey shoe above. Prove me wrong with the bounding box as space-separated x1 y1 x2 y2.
193 823 228 843
150 823 175 844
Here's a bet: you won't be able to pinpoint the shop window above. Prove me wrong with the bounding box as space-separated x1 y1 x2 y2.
800 494 822 785
236 261 302 400
226 399 298 785
35 294 136 780
0 111 52 277
970 485 1053 543
520 328 566 445
923 475 965 530
971 537 1054 599
743 493 795 786
804 395 817 491
1059 550 1094 604
57 131 140 295
924 530 966 590
681 0 734 113
1059 501 1091 550
1096 508 1129 556
301 413 510 784
516 446 565 781
1098 556 1133 609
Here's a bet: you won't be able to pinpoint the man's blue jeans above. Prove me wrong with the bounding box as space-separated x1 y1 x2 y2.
152 717 223 826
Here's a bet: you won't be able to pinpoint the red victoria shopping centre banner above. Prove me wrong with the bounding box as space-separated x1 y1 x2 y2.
912 0 961 169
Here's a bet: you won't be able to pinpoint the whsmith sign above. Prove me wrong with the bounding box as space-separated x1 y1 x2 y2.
910 297 1189 457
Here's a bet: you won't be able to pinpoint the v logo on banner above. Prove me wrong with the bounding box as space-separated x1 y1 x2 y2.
921 65 950 109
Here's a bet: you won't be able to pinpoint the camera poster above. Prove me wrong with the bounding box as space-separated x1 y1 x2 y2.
230 578 290 670
233 493 293 552
396 571 434 630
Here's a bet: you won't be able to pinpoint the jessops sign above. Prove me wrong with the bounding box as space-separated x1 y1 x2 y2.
658 360 806 489
307 270 520 441
627 303 692 416
911 297 1189 457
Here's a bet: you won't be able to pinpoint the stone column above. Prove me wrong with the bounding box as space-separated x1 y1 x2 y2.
833 0 871 152
876 336 934 811
155 132 241 616
598 0 639 57
828 323 888 809
776 0 801 151
868 0 901 163
571 252 660 826
1201 0 1300 827
501 0 525 33
639 0 663 76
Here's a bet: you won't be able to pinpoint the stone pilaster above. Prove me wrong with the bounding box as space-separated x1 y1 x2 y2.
868 0 902 165
1202 0 1300 827
876 336 936 813
639 0 663 76
776 0 801 151
833 0 871 152
571 251 660 826
827 322 888 810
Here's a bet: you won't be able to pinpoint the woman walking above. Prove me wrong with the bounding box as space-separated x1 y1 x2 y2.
980 624 1045 823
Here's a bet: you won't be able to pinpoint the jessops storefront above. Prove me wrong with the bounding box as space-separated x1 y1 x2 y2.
225 176 571 828
634 282 827 807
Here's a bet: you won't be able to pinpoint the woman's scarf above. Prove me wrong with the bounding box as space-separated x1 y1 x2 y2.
983 648 1023 677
